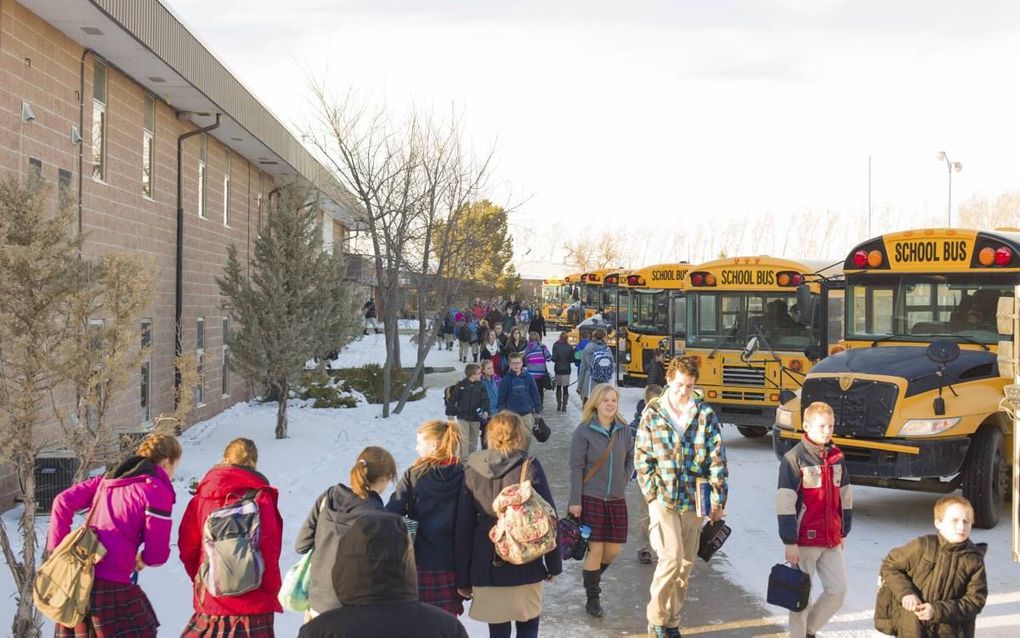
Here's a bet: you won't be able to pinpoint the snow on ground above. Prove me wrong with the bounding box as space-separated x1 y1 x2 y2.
3 332 1019 636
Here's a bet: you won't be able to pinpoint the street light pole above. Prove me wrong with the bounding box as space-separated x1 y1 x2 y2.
935 151 963 227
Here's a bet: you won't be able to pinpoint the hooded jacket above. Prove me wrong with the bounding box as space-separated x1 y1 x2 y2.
878 534 987 638
386 462 464 571
569 418 634 506
454 450 562 589
46 456 176 584
178 464 283 615
497 370 540 415
634 395 728 513
295 484 386 613
298 511 468 638
777 436 853 548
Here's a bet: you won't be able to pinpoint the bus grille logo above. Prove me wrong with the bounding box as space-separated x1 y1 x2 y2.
838 376 854 392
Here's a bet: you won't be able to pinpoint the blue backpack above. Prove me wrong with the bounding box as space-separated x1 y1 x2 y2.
589 343 615 384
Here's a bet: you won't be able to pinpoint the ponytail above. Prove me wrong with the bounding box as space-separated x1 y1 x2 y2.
350 446 397 498
136 432 182 465
412 419 463 470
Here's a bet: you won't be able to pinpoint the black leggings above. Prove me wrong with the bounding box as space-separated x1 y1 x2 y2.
488 617 540 638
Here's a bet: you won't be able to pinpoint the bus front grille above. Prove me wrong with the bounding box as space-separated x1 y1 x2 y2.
801 378 898 438
721 390 766 401
722 366 766 387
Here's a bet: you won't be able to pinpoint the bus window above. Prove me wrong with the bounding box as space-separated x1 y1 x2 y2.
689 293 816 350
670 295 687 336
630 291 669 334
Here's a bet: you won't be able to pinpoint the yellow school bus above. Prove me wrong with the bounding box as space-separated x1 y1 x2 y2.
566 269 627 349
773 228 1019 529
685 255 844 438
620 263 689 386
563 267 623 328
541 278 571 328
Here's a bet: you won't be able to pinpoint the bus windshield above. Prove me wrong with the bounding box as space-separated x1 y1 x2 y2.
688 292 817 351
542 284 568 305
630 290 669 334
846 273 1012 344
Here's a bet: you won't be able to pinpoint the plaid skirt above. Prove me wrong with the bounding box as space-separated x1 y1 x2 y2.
54 578 159 638
181 613 275 638
581 495 628 544
417 568 463 616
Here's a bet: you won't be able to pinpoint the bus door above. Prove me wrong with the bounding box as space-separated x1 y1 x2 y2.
666 291 687 358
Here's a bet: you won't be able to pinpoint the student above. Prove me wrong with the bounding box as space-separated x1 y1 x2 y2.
876 495 987 637
480 360 501 449
630 383 663 565
505 327 527 357
456 316 471 363
387 420 466 616
568 383 634 618
573 328 591 371
523 332 552 407
497 353 542 446
577 328 613 405
550 331 574 412
635 356 728 638
295 447 398 618
454 412 562 638
468 316 481 363
480 329 504 377
451 363 486 456
646 349 667 388
47 432 181 638
777 401 852 638
298 511 468 638
179 438 283 637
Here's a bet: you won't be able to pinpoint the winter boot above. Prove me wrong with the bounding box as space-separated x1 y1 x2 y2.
582 569 603 617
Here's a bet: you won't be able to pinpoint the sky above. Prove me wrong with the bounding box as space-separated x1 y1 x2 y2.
166 0 1020 267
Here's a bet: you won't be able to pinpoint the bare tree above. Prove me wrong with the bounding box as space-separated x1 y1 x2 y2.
959 191 1020 229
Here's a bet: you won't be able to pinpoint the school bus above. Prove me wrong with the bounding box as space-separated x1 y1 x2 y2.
566 269 627 349
540 278 572 328
620 263 688 386
773 228 1019 529
562 272 586 327
563 267 623 328
685 255 844 438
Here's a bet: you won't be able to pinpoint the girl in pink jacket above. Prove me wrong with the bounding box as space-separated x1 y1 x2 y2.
46 432 181 637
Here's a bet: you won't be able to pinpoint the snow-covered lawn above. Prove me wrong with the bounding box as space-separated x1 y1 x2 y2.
2 332 1018 636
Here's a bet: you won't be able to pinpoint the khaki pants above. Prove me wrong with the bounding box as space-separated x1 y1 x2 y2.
646 502 702 629
458 340 470 360
639 497 653 556
519 412 535 449
457 419 480 456
788 545 847 638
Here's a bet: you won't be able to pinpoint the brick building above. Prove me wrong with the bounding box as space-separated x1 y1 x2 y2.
0 0 359 506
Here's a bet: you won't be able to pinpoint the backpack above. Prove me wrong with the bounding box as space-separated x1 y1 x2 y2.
34 488 107 627
458 325 470 342
489 458 558 565
197 490 265 598
444 382 461 416
589 343 615 384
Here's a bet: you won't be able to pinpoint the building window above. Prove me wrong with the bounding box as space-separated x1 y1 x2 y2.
223 149 231 226
29 157 42 177
197 135 207 219
196 317 205 405
58 169 72 194
221 316 230 397
140 319 152 424
92 60 107 181
142 95 155 198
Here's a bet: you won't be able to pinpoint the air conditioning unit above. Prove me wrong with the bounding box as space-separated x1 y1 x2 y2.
35 458 80 512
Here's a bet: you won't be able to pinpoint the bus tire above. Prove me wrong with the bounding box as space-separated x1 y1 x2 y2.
737 425 769 438
962 426 1006 529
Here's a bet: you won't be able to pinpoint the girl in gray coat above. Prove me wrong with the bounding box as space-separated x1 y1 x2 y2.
568 383 634 618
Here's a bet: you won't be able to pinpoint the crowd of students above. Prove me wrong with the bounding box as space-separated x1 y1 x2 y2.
44 346 989 638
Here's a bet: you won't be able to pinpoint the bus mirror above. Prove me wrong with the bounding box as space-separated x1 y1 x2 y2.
996 296 1016 335
795 284 814 325
803 345 823 362
926 339 960 365
779 389 796 405
741 336 760 361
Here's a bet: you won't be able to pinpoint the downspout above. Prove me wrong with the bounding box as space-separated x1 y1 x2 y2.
77 48 94 241
175 113 221 403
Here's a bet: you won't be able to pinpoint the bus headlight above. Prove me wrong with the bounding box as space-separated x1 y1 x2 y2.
625 352 631 363
898 418 960 436
775 406 793 428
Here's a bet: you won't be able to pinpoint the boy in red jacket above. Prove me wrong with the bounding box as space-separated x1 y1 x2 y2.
776 401 853 638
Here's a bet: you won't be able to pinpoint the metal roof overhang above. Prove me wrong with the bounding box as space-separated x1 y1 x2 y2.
17 0 363 229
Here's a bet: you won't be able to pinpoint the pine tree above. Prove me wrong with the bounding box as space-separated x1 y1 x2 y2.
218 185 360 438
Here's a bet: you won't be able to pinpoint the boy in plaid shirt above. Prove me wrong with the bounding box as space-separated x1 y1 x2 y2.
635 356 728 638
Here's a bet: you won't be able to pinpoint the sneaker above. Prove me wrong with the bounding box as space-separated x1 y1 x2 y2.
638 549 654 564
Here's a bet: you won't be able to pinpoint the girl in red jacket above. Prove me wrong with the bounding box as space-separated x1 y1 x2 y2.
179 438 283 637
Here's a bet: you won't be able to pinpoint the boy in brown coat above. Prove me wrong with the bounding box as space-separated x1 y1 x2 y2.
876 495 987 637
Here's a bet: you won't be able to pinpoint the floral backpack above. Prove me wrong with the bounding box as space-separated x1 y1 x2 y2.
489 457 558 565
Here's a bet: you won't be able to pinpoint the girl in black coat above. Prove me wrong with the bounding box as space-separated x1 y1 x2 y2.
387 420 466 615
455 412 562 638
